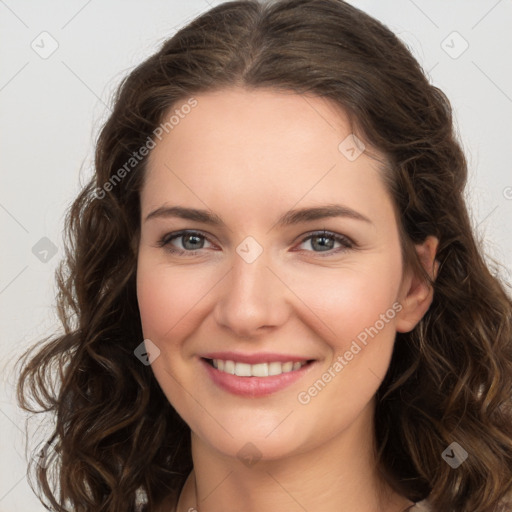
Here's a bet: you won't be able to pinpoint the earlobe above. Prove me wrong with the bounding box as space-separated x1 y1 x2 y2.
395 236 439 333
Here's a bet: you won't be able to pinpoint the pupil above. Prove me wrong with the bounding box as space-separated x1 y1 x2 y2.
313 235 333 251
184 234 202 250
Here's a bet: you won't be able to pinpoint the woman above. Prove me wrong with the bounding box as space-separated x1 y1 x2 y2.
17 0 512 511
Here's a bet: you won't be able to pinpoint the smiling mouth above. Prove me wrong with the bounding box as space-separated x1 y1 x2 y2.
202 358 315 377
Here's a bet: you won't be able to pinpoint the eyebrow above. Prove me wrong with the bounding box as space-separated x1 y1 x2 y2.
144 204 373 227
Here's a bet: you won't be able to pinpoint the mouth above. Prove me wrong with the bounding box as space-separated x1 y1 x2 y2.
200 356 318 397
202 357 315 377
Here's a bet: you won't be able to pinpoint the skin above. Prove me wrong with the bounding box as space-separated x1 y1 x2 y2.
136 86 439 512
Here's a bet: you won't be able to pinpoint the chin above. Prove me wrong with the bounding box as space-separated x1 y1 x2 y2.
195 429 313 466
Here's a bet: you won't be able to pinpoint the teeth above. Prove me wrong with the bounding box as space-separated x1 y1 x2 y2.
224 360 235 375
210 359 308 377
282 362 293 372
251 363 268 377
268 362 282 376
235 362 252 377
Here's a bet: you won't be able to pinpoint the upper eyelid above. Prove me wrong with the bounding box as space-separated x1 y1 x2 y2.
163 230 215 245
159 230 214 250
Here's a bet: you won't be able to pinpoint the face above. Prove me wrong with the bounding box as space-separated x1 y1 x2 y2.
136 87 423 462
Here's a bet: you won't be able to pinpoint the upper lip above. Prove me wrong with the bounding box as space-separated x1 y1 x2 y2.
201 351 314 364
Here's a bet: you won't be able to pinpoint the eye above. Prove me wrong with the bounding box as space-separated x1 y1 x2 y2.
156 229 355 257
295 230 354 256
156 230 214 255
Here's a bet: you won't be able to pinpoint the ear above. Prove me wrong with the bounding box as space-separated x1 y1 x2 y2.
395 235 440 333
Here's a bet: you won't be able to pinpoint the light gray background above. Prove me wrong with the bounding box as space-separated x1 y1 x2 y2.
1 1 511 510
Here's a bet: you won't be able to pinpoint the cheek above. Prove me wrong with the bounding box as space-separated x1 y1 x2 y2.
284 259 402 353
136 257 217 432
136 258 211 342
289 264 402 426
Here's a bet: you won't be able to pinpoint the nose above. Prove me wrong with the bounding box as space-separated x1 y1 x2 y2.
213 247 290 338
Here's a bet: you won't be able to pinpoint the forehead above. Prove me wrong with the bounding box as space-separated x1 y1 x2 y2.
148 87 356 166
141 87 393 225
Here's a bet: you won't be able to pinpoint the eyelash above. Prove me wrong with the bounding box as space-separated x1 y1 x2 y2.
156 229 355 257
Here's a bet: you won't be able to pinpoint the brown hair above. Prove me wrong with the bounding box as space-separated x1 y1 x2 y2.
17 0 512 511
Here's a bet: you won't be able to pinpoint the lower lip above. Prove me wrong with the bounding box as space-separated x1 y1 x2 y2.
200 358 316 397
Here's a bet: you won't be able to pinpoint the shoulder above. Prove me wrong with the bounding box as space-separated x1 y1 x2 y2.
138 504 178 512
137 494 179 512
138 505 177 512
410 500 433 512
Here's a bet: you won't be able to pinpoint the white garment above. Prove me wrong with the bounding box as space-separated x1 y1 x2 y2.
411 500 432 511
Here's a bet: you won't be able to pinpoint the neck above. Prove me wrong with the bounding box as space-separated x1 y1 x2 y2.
175 401 414 512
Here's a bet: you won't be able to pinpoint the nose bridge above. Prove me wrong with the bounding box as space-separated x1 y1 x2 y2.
213 240 287 335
